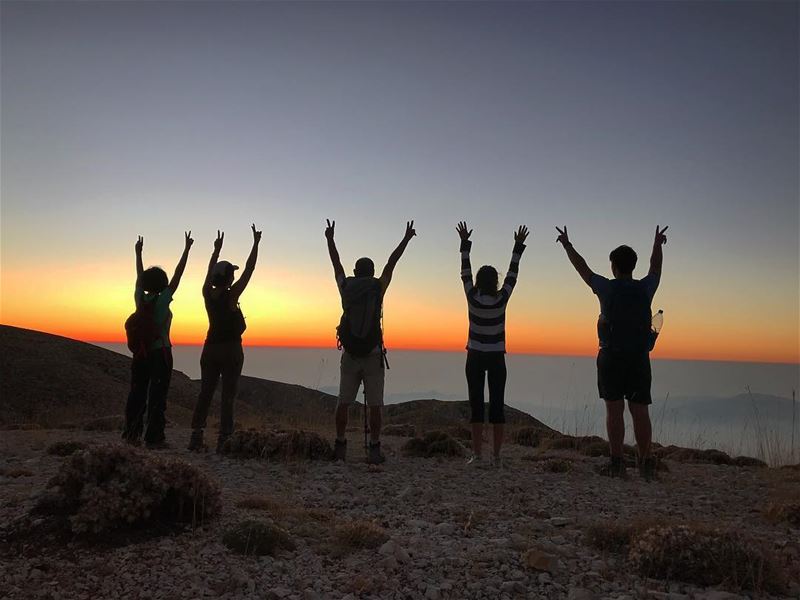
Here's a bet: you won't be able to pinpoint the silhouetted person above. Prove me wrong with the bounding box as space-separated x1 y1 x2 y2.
189 225 261 453
458 221 529 467
556 225 668 480
123 231 193 448
326 219 416 464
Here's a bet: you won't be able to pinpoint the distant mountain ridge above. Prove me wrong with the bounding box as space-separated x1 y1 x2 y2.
0 325 551 432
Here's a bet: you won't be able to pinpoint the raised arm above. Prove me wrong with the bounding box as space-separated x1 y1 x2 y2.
379 220 416 292
648 225 668 277
135 236 144 278
556 226 594 287
325 219 345 283
457 221 474 293
230 224 261 300
203 230 224 293
501 225 529 298
168 230 194 294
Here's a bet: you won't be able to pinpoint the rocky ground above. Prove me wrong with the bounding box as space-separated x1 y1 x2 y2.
1 428 798 600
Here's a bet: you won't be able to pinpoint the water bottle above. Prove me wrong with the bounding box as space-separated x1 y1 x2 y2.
649 309 663 351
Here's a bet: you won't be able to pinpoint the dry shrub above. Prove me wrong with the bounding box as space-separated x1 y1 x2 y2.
47 440 89 456
628 525 785 593
333 519 389 549
222 519 295 556
732 455 768 468
585 520 640 554
236 495 287 512
402 430 465 458
445 426 473 442
382 423 416 437
0 467 34 478
220 429 333 461
653 445 764 467
34 444 220 534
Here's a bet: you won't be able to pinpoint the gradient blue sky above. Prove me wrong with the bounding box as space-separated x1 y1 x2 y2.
1 1 798 362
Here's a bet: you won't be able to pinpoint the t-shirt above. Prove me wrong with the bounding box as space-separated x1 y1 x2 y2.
590 273 659 349
134 286 173 349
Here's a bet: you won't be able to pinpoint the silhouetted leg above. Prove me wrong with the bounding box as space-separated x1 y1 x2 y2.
628 402 652 459
191 344 222 443
219 343 244 441
123 357 150 443
363 352 385 444
336 352 361 440
145 349 172 444
487 353 507 459
466 352 486 457
604 399 625 458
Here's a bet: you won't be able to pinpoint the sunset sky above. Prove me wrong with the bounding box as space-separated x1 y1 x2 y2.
1 1 798 364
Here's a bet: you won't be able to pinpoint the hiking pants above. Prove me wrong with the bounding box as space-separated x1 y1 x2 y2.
191 341 244 439
123 348 173 444
466 350 507 424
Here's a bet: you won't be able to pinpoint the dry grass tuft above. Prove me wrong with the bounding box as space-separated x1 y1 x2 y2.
222 519 295 555
402 431 466 458
765 501 800 526
540 458 574 473
236 495 287 512
220 429 333 461
628 524 785 593
333 518 389 550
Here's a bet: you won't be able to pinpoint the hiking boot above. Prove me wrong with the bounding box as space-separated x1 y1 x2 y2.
187 431 207 453
367 441 386 465
639 457 657 482
334 439 347 462
599 456 627 479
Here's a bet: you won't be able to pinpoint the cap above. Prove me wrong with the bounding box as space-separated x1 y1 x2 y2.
211 260 239 278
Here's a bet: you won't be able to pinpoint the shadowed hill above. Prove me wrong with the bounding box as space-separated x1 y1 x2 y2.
0 325 553 432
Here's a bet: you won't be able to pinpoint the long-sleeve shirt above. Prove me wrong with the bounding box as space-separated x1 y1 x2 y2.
460 239 526 353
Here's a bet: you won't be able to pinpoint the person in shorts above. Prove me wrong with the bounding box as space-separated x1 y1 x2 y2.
556 225 668 479
325 219 416 464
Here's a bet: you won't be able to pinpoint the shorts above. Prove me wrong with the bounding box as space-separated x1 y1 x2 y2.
338 350 385 407
597 349 652 405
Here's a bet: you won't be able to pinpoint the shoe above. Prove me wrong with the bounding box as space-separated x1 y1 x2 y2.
639 457 657 482
334 439 347 462
367 441 386 465
145 440 171 450
599 456 627 479
466 454 489 468
187 431 207 453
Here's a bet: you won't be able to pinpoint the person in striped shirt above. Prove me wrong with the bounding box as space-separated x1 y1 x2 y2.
457 221 529 466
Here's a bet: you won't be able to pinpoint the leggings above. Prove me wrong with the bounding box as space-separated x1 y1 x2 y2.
465 350 507 424
123 348 173 444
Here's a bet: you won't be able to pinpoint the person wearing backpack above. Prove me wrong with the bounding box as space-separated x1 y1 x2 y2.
188 224 261 453
123 231 193 448
457 221 529 468
325 218 416 464
556 225 668 480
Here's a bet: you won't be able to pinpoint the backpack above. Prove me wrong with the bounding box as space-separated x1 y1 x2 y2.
337 277 383 357
125 298 161 358
604 280 652 354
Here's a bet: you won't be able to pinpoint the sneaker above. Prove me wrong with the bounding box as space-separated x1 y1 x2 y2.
334 439 347 462
367 441 386 465
599 456 627 479
187 431 207 453
639 457 657 482
466 454 483 466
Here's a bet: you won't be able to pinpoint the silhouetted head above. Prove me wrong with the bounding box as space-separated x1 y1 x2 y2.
140 267 168 295
211 260 238 288
476 265 499 296
609 245 637 278
354 257 375 278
